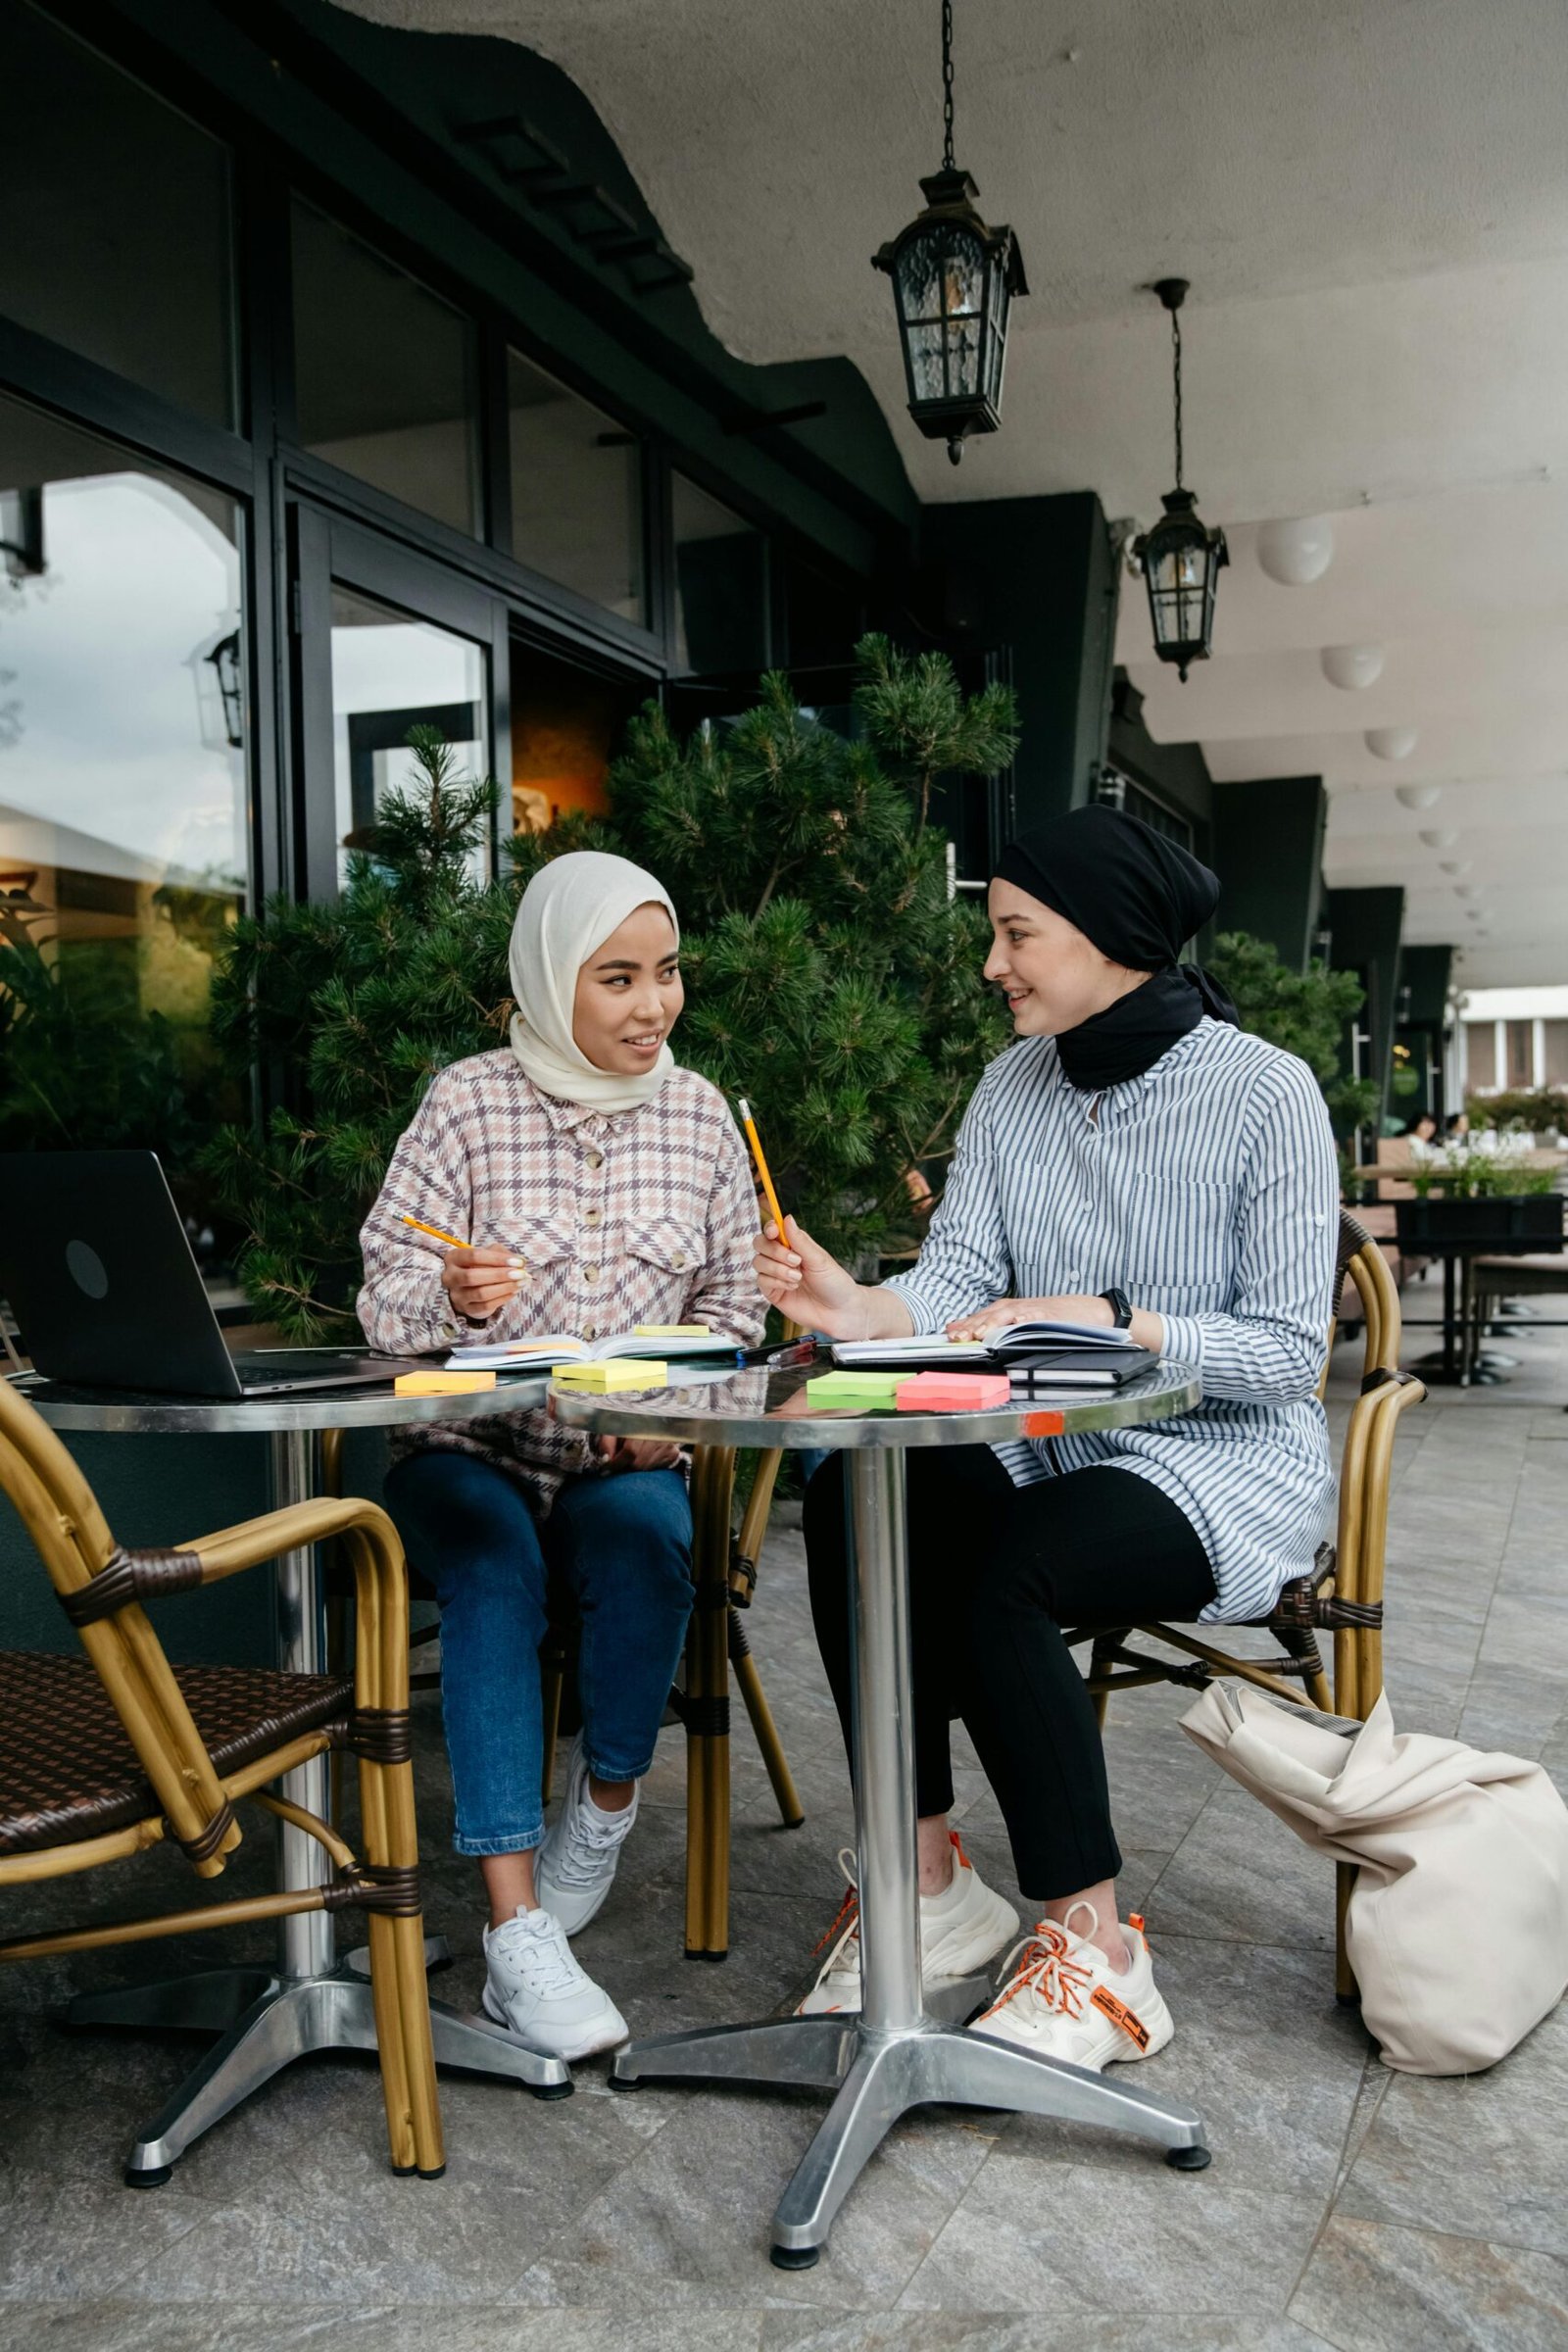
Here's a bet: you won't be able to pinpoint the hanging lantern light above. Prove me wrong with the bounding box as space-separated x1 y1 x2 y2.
1133 279 1228 680
872 0 1027 466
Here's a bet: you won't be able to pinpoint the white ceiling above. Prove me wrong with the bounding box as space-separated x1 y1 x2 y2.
339 0 1568 985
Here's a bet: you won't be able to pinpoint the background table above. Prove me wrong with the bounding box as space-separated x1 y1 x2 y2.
552 1356 1210 2269
20 1361 568 2176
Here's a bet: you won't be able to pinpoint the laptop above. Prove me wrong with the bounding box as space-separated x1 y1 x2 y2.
0 1151 422 1398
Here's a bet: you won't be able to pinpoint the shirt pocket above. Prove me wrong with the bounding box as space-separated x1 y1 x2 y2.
626 1214 706 1284
1116 1175 1234 1293
478 1211 576 1275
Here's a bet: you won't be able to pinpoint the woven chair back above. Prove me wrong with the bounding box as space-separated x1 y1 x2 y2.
0 1377 241 1873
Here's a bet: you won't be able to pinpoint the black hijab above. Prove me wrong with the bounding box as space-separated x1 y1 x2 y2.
993 804 1239 1091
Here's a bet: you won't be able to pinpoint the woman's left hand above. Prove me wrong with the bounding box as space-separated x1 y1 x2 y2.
945 1294 1114 1343
596 1435 684 1473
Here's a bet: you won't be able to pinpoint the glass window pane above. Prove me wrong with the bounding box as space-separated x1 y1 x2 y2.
510 639 642 837
0 392 247 1206
293 202 480 538
1465 1022 1496 1091
672 476 767 674
0 3 235 426
330 587 487 884
508 353 644 623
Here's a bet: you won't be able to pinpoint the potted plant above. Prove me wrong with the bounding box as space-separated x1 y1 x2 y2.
1396 1134 1564 1249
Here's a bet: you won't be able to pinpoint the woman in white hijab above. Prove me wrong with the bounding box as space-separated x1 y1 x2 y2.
360 851 765 2064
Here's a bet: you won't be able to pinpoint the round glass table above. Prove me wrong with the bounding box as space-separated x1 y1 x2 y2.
18 1364 564 2175
550 1356 1210 2268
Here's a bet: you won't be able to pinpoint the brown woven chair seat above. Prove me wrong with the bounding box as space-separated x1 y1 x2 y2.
0 1649 353 1857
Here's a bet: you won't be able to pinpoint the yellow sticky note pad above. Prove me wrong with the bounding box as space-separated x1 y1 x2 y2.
552 1358 667 1391
633 1324 710 1337
394 1369 497 1396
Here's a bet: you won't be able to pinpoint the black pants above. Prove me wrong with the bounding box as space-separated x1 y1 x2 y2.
804 1446 1216 1902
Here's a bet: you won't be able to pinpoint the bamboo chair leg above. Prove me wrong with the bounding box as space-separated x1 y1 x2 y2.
684 1449 735 1959
1089 1632 1122 1730
729 1605 804 1828
540 1646 564 1811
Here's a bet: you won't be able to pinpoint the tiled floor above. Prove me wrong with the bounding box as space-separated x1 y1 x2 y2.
3 1313 1566 2351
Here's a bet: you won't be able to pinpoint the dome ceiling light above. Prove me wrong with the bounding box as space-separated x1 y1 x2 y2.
1395 782 1442 808
1257 515 1335 586
1438 859 1472 874
1453 885 1479 899
873 0 1027 466
1372 728 1421 762
1132 279 1228 682
1418 828 1458 848
1321 643 1385 691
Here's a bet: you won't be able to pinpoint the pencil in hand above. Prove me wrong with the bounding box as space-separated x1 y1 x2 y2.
736 1097 788 1242
401 1214 525 1274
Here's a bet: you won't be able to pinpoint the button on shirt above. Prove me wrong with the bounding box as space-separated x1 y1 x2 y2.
358 1053 766 1511
882 1020 1340 1622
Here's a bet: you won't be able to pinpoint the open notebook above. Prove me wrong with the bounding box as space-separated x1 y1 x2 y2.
445 1329 741 1370
831 1319 1155 1388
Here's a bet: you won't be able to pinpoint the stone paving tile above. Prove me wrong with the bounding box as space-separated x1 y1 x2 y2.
1335 2001 1568 2259
0 2306 757 2352
1289 2216 1568 2352
761 2314 1336 2351
898 2152 1323 2316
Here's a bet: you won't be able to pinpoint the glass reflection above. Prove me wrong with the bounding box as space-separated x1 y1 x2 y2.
508 352 645 622
293 201 480 538
0 393 247 1197
330 586 487 882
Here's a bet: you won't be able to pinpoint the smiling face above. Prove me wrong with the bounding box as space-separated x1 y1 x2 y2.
570 900 684 1074
984 879 1152 1037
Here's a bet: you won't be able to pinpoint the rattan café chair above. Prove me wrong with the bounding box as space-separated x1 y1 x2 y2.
1077 1210 1425 1997
0 1374 443 2183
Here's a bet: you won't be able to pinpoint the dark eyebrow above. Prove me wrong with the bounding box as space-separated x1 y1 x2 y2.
594 953 681 972
992 906 1037 927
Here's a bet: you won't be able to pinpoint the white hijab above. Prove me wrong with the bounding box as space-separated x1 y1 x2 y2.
508 850 680 1113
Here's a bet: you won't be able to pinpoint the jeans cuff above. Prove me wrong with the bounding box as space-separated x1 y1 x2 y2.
581 1750 655 1785
453 1827 546 1857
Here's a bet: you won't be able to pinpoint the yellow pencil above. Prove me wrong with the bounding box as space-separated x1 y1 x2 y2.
736 1097 788 1241
401 1214 470 1250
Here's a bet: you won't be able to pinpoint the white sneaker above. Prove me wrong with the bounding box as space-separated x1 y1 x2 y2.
481 1905 628 2061
969 1904 1173 2071
797 1833 1019 2016
536 1737 638 1936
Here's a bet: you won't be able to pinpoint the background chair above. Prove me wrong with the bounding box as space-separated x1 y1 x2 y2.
0 1376 443 2182
1075 1211 1425 1998
541 1443 804 1961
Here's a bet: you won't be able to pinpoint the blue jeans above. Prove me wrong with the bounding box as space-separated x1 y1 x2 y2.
385 1450 694 1856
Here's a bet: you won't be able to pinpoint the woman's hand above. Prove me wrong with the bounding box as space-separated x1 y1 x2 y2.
945 1294 1114 1343
597 1436 684 1473
754 1216 867 1339
440 1245 525 1324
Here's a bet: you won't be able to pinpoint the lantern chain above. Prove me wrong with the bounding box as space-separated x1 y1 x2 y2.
1170 304 1185 492
941 0 956 171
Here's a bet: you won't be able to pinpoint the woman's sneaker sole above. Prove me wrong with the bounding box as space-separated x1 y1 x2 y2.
481 1981 628 2063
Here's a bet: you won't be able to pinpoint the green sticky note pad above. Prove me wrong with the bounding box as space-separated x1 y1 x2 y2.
806 1371 905 1405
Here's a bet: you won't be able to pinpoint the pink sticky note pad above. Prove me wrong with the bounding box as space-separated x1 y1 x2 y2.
895 1372 1012 1411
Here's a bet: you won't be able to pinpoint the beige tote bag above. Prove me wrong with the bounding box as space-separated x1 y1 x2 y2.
1180 1681 1568 2075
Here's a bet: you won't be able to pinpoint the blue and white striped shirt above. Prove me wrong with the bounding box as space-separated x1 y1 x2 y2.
883 1018 1340 1623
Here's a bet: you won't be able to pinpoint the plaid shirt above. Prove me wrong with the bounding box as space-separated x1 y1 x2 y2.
359 1051 765 1510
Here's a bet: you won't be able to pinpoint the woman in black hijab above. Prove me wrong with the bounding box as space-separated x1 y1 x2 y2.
757 805 1340 2073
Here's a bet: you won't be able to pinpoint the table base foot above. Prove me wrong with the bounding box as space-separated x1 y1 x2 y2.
68 1960 571 2180
612 2010 1208 2265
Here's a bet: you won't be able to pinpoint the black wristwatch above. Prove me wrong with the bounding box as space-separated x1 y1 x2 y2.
1100 1287 1133 1330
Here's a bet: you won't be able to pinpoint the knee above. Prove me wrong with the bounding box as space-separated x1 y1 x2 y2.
575 1474 694 1609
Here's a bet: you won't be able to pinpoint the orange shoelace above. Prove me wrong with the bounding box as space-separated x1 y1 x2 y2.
979 1922 1095 2025
811 1882 859 1958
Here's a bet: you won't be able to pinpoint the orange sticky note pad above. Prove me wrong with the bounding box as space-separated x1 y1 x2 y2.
1022 1407 1066 1437
394 1369 497 1396
895 1372 1012 1411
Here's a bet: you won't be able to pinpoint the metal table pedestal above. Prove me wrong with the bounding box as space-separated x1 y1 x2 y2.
611 1447 1209 2267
